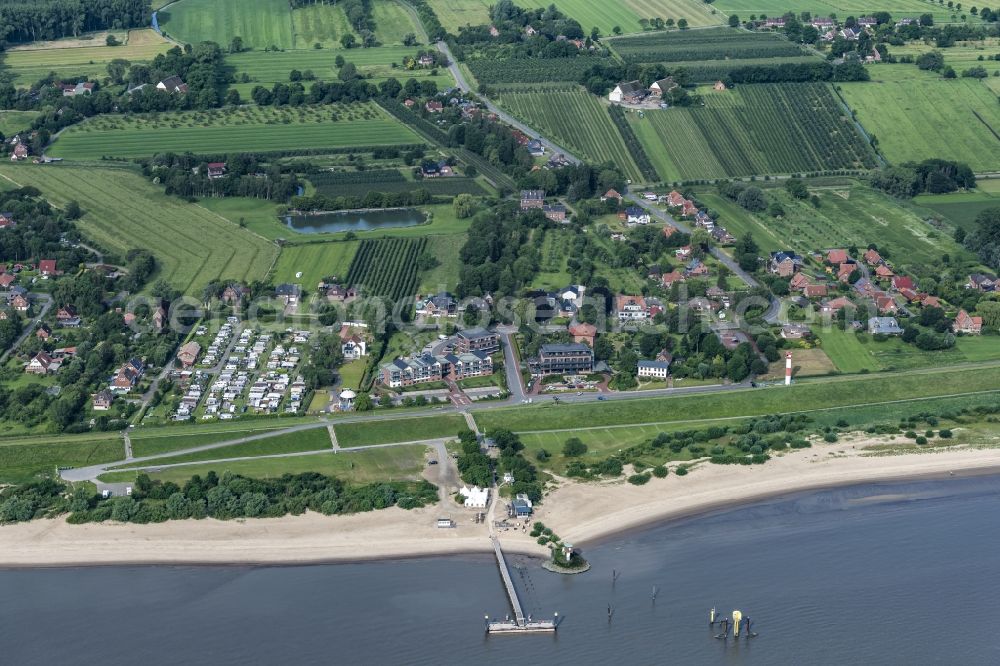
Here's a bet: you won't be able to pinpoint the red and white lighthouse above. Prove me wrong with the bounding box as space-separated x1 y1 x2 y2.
785 351 793 385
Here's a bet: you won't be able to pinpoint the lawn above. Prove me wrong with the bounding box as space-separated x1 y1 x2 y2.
272 241 359 292
840 67 1000 173
129 422 301 457
956 336 1000 361
542 0 721 33
914 190 1000 231
417 233 466 293
492 85 644 182
49 103 421 159
372 0 424 45
762 347 837 379
0 163 278 295
815 328 883 373
333 414 466 447
712 0 981 25
100 444 428 485
0 111 40 137
0 29 171 86
426 0 492 32
195 196 286 240
158 0 296 49
629 83 877 181
0 433 123 484
474 364 1000 432
118 428 333 468
338 359 368 390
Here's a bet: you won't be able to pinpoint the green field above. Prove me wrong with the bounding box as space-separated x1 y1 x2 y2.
915 190 1000 231
334 414 465 447
492 85 643 182
0 29 171 86
0 433 123 484
119 428 334 468
338 359 368 390
49 103 421 159
629 83 877 181
226 46 448 98
610 27 807 63
426 0 493 32
371 0 424 44
101 443 428 484
891 37 1000 74
474 364 1000 432
272 241 360 291
697 184 970 273
159 0 294 49
130 422 302 457
840 67 1000 173
418 233 466 293
815 328 884 373
0 163 278 295
712 0 981 25
0 110 40 137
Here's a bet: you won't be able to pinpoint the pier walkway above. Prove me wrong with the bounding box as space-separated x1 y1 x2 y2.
491 536 526 625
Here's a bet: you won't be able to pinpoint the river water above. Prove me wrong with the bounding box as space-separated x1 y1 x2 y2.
3 475 1000 665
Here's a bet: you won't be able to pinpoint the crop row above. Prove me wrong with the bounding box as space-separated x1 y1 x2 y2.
467 57 598 84
311 177 486 198
345 237 427 300
613 28 805 63
310 169 407 187
607 105 658 183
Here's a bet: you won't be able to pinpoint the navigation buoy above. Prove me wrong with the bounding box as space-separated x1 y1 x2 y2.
710 607 716 624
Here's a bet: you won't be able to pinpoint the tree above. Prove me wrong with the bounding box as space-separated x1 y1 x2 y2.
677 18 689 29
341 33 356 49
354 393 374 411
229 36 244 53
612 25 622 35
106 34 119 46
224 88 241 106
64 200 82 219
785 178 809 199
736 186 766 212
107 58 129 84
402 32 417 46
728 14 740 27
734 233 760 272
339 62 358 81
563 437 587 457
453 193 477 219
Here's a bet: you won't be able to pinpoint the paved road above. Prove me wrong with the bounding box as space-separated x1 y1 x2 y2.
0 292 53 364
436 40 582 165
499 331 526 402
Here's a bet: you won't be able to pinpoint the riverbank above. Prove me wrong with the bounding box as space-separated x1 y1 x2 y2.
2 437 999 568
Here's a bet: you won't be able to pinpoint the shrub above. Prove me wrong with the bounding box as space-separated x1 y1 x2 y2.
823 432 838 443
939 429 953 438
537 536 549 545
915 436 928 445
674 466 689 476
904 430 917 439
652 465 668 478
563 438 588 457
628 473 651 485
925 430 935 438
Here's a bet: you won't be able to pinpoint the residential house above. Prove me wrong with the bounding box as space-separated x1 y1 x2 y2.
826 249 848 264
601 189 623 203
528 343 594 376
625 206 650 225
11 294 28 312
608 80 647 104
811 17 835 28
853 277 879 298
275 283 301 305
821 296 854 313
26 352 57 374
661 270 685 288
0 273 15 288
876 295 898 314
526 139 544 156
455 327 500 354
781 323 812 339
92 389 114 411
681 200 698 217
685 258 709 277
637 360 670 379
616 295 650 322
35 323 51 340
647 264 662 280
763 17 786 28
443 350 493 380
542 204 567 222
0 212 16 229
341 333 367 360
875 264 895 279
221 283 249 305
967 274 996 292
891 276 914 292
379 354 444 387
648 77 677 96
675 245 692 259
713 80 728 91
38 259 58 276
519 189 545 210
804 284 828 299
207 162 227 179
11 143 29 161
568 322 596 347
863 248 882 265
920 295 942 308
838 262 858 282
416 292 457 317
711 226 735 245
425 100 443 113
156 76 188 93
953 309 983 335
769 251 802 277
666 190 686 208
869 317 903 335
418 54 435 67
789 272 811 291
177 341 201 368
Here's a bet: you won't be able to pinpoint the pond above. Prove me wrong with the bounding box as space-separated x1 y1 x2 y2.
284 208 425 234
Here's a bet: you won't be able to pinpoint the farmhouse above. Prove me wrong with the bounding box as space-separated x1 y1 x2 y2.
59 81 94 96
92 389 114 411
763 17 786 28
156 76 188 93
953 309 983 335
425 100 444 113
542 204 567 222
38 259 58 276
649 77 677 96
637 360 670 379
769 251 802 277
625 206 650 225
221 283 249 304
811 18 835 28
609 80 647 104
11 143 28 161
206 162 227 179
869 317 903 335
520 189 545 210
601 189 623 203
26 352 58 375
528 343 594 376
826 249 848 264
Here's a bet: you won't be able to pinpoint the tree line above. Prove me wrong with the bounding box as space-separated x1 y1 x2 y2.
0 0 148 43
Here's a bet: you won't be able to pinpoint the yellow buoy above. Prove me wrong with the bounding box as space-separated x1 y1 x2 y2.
732 610 742 638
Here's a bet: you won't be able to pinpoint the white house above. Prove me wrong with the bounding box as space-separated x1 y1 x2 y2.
637 360 670 379
625 206 651 225
461 485 490 508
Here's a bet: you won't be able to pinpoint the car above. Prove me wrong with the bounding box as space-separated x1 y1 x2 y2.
576 391 583 396
428 460 438 465
597 395 607 401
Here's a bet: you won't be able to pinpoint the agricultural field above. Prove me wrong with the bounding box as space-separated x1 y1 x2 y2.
226 46 448 98
609 27 807 63
914 188 1000 231
333 414 466 447
890 37 1000 74
466 57 604 84
0 110 39 137
492 85 644 182
196 196 286 240
272 241 360 292
417 234 466 293
158 0 294 49
345 237 427 298
840 66 1000 173
712 0 981 25
699 184 972 272
551 0 722 33
48 103 421 159
668 55 823 82
628 83 878 181
426 0 492 33
371 0 425 44
309 168 487 197
0 29 171 86
0 163 277 295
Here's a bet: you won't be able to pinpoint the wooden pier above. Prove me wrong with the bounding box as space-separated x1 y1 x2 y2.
486 536 557 634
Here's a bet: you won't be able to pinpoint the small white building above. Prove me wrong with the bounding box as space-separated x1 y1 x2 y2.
637 360 671 379
461 485 490 508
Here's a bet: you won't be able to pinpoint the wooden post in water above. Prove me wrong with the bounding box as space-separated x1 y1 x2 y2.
710 607 716 624
732 610 742 638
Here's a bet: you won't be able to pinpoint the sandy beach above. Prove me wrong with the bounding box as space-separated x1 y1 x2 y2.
3 438 999 568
